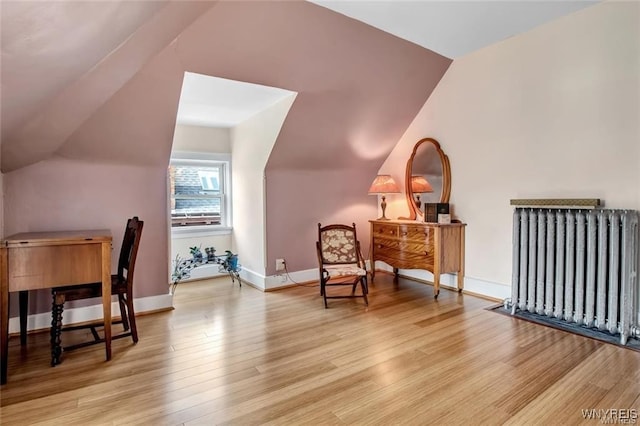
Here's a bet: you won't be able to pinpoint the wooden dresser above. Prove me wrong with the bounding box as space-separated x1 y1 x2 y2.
369 220 466 298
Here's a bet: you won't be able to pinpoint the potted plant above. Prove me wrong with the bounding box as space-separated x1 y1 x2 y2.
189 245 203 262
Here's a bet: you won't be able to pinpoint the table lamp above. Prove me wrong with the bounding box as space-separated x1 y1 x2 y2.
410 175 433 210
368 174 400 220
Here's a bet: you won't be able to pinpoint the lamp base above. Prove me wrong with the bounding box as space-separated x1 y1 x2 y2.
377 196 391 221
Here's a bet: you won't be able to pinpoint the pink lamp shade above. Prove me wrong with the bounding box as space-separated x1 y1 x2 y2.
368 175 400 194
368 175 400 220
410 175 433 193
410 175 433 211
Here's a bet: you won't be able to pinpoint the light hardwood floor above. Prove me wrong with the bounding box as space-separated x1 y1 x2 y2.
1 274 639 425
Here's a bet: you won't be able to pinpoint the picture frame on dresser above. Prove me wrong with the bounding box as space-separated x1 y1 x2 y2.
424 202 449 223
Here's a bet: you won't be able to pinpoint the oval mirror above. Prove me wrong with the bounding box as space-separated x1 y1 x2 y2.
403 138 451 220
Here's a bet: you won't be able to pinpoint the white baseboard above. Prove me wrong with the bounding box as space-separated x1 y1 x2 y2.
182 263 227 281
229 264 510 301
374 261 510 301
258 262 510 300
462 276 510 301
264 268 317 290
239 267 266 290
240 267 318 291
9 293 174 334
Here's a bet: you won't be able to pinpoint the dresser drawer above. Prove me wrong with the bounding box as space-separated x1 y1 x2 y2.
372 225 434 254
373 236 399 250
372 223 399 238
396 226 435 249
372 237 401 261
374 239 431 256
375 245 434 270
374 223 434 241
375 245 401 264
402 240 430 256
372 236 433 268
404 225 433 242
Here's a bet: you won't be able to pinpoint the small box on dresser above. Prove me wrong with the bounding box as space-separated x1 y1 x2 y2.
424 203 450 223
438 214 451 224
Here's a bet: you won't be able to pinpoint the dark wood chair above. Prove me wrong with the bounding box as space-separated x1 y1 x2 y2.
50 216 144 365
316 223 368 308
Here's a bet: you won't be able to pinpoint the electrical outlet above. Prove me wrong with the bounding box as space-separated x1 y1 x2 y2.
276 258 286 271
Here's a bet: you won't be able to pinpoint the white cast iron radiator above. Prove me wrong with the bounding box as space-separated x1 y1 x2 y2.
504 208 639 345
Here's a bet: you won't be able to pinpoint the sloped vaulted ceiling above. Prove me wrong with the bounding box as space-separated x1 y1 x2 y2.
0 0 167 135
0 0 450 173
1 0 215 172
178 0 451 171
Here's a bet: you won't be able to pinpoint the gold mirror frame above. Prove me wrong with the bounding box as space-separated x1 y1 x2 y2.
403 137 451 220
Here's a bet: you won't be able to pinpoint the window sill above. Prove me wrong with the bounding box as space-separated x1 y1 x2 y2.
171 226 232 239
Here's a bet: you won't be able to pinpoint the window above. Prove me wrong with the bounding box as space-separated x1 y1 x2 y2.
198 171 219 191
169 156 231 231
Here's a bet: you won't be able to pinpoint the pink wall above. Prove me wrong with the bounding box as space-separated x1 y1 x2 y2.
2 0 451 316
3 157 168 316
266 169 378 275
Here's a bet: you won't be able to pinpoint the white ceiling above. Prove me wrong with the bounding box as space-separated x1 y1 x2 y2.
310 0 600 58
177 1 600 128
176 72 296 128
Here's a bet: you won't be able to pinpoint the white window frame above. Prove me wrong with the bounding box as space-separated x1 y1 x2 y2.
169 152 232 237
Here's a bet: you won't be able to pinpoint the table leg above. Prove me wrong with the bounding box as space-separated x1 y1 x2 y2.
50 294 63 366
433 259 441 299
458 226 466 292
433 229 441 299
101 242 111 361
19 291 28 345
1 247 9 384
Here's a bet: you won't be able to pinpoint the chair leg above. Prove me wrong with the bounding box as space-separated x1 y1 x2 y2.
89 326 101 342
360 278 369 306
125 294 138 343
321 281 328 309
50 293 65 366
118 294 130 331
